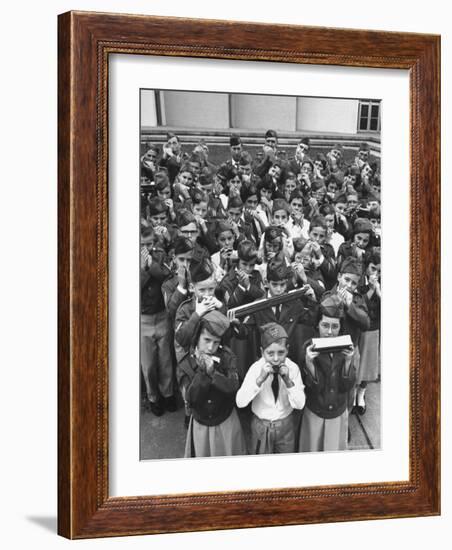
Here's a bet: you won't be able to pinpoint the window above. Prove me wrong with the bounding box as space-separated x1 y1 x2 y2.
358 100 381 132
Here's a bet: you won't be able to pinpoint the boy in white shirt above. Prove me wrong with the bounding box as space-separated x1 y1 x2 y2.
236 323 306 454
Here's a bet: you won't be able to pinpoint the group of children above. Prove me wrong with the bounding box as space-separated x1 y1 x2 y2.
140 130 381 456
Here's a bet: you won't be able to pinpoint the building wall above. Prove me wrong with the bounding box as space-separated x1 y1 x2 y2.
297 97 360 133
141 90 364 135
231 94 296 131
162 91 229 129
141 90 158 127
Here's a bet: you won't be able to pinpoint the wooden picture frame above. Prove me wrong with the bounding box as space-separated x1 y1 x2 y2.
58 11 440 539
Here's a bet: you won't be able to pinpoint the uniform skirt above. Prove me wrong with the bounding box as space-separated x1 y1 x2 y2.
299 406 349 452
358 329 380 384
184 407 247 458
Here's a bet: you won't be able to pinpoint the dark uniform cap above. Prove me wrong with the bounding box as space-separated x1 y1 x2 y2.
215 220 234 236
272 198 290 215
216 164 232 181
148 197 168 216
202 310 230 338
229 134 241 147
369 205 381 220
241 184 258 202
239 152 253 166
353 217 373 234
267 258 291 282
237 240 258 262
190 260 214 284
367 190 381 202
265 129 278 139
199 169 214 186
293 237 309 253
227 196 244 209
154 171 170 190
177 209 196 228
173 236 194 256
320 294 344 319
340 257 363 276
311 179 326 192
264 225 284 243
259 174 276 191
334 192 347 204
260 322 288 349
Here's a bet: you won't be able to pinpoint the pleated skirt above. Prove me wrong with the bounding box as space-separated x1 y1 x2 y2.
358 329 380 384
299 406 349 452
184 407 247 458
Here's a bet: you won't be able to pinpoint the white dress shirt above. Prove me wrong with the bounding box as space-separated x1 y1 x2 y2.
236 357 306 421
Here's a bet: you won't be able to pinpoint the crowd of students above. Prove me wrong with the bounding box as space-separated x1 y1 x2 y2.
140 129 381 456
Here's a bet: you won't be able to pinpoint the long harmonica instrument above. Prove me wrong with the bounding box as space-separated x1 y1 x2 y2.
227 287 309 319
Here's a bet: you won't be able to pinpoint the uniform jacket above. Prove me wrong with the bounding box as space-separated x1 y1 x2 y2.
300 338 356 419
178 346 240 426
218 267 265 308
322 286 370 345
161 275 190 321
140 251 171 315
242 292 319 344
359 280 381 331
337 241 372 271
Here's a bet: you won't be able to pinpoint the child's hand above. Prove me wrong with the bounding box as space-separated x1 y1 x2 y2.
279 364 295 388
164 198 174 211
140 247 152 269
302 283 316 300
163 143 173 157
177 265 187 289
341 287 354 306
195 297 217 317
236 269 250 290
341 345 355 360
204 355 215 376
256 363 273 386
306 344 320 362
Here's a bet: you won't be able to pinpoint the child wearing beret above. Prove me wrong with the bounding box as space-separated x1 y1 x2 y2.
337 217 375 272
180 310 246 457
236 323 306 454
299 295 356 452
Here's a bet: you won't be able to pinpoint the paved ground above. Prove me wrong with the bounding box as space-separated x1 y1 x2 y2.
140 381 380 459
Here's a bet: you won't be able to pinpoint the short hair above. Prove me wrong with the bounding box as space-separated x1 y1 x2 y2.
309 215 328 232
319 203 336 216
141 225 155 239
240 184 258 203
190 188 208 205
289 190 304 203
239 151 253 166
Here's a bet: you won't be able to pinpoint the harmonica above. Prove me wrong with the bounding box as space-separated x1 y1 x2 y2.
227 287 309 319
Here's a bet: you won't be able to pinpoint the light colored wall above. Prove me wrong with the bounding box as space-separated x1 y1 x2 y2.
297 97 359 133
142 92 362 135
140 90 157 127
231 94 296 131
162 91 229 128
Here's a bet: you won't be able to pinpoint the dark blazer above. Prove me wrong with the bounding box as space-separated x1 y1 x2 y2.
178 347 239 426
300 339 356 419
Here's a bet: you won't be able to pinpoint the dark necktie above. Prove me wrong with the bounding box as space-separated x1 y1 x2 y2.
271 372 279 402
275 304 281 320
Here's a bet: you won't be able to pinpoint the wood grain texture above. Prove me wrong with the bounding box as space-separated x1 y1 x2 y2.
57 10 440 539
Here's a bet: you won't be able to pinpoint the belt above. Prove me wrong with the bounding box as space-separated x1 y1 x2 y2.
253 412 292 428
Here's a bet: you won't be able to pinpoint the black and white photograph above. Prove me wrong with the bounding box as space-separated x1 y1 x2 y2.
139 89 381 460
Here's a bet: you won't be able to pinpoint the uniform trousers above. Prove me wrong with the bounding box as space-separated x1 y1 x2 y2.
140 311 174 403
